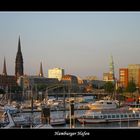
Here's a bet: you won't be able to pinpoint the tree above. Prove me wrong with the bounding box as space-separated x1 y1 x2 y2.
104 81 115 93
126 80 136 93
116 87 124 94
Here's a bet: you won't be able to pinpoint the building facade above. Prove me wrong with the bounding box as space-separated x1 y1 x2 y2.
61 74 78 92
128 64 140 88
119 68 128 88
0 75 17 89
103 73 114 82
0 58 17 90
18 76 59 90
48 68 64 81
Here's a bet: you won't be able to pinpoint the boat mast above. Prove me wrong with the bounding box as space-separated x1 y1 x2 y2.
30 85 34 127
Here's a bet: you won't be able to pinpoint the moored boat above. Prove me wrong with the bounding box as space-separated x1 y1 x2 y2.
87 99 118 110
33 124 53 128
50 117 66 126
50 112 66 126
77 109 140 124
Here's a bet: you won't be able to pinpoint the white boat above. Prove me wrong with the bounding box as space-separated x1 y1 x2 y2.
32 111 66 126
0 105 4 112
3 110 15 128
50 117 66 126
33 124 53 128
4 105 18 114
2 113 30 128
128 103 140 111
50 111 66 126
77 109 140 124
87 100 118 110
0 104 19 114
12 115 30 125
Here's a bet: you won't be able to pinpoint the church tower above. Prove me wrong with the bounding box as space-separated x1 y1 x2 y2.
15 36 24 77
39 62 44 77
109 55 115 81
2 57 7 76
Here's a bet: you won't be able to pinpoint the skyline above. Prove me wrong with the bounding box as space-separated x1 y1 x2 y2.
0 12 140 79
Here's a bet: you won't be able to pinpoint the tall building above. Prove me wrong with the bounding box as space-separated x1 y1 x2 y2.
48 68 64 81
119 68 128 88
128 64 140 88
15 36 24 77
39 62 44 77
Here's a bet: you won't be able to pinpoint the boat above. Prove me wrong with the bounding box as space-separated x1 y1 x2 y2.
32 110 66 126
50 111 66 126
3 110 15 128
87 99 118 110
12 114 31 126
50 118 66 126
4 105 19 114
77 109 140 124
127 103 140 111
0 105 4 112
33 124 53 128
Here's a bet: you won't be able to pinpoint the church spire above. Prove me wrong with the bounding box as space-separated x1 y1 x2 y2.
15 36 24 77
109 55 115 81
2 57 7 76
39 62 44 77
18 36 21 53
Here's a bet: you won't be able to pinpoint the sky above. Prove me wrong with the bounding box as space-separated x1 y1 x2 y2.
0 12 140 80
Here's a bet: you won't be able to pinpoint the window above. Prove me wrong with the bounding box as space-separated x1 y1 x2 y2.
94 116 100 119
107 102 112 104
132 114 135 118
136 114 139 118
112 115 115 118
100 115 103 118
108 115 111 118
124 114 127 118
86 116 92 118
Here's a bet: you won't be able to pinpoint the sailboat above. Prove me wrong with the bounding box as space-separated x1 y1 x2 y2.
50 110 66 126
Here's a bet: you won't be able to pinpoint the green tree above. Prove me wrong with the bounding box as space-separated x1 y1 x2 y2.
104 81 115 99
104 81 115 93
126 80 136 93
116 87 124 94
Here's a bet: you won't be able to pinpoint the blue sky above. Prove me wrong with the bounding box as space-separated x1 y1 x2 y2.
0 12 140 79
